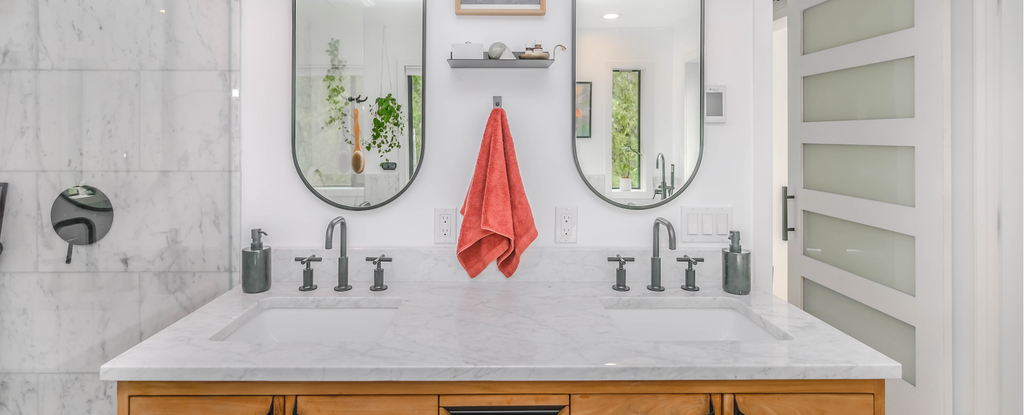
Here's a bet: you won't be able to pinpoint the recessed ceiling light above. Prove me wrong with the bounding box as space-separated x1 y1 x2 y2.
603 13 620 19
159 9 165 13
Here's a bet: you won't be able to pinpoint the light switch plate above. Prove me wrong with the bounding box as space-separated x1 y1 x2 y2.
434 208 458 244
679 206 733 242
555 207 578 243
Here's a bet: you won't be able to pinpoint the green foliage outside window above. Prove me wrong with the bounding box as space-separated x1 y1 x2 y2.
612 70 641 189
409 75 423 174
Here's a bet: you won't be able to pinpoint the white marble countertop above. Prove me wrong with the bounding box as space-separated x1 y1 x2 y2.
100 276 900 382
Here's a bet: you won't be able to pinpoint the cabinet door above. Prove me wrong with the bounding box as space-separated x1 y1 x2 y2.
294 395 437 415
728 394 874 415
572 394 712 415
130 396 280 415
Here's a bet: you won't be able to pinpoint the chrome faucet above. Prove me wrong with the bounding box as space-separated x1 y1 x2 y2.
653 154 675 200
326 216 352 292
649 217 677 291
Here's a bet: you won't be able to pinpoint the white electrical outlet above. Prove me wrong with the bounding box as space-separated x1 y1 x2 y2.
555 207 578 243
434 208 458 244
679 206 733 242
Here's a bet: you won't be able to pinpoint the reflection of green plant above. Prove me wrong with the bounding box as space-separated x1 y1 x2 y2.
619 144 641 178
368 93 405 163
612 70 641 188
322 38 349 131
411 75 423 160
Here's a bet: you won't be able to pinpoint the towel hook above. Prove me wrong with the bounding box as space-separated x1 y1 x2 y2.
493 96 502 108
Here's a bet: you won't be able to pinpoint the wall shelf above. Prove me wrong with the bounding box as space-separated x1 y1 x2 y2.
447 52 554 69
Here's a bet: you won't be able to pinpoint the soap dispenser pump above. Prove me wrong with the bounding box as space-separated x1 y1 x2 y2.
722 231 751 295
242 229 272 294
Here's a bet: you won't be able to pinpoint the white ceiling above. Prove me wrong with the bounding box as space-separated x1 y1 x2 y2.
577 0 700 29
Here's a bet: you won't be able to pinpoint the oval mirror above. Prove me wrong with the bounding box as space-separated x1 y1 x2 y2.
51 185 114 264
572 0 704 209
292 0 426 210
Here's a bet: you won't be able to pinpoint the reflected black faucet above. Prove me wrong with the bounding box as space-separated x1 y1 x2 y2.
654 154 675 200
650 217 677 292
326 216 352 291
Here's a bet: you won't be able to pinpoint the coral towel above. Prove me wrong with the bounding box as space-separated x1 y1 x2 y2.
457 108 538 278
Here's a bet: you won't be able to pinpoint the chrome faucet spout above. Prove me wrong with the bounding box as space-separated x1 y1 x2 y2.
325 216 347 257
652 217 676 257
326 216 352 292
649 217 676 292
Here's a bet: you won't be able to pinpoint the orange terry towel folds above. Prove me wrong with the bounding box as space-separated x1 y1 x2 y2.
457 108 538 278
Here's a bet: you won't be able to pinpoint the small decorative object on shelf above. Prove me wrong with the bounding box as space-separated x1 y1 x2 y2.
488 42 510 59
380 162 397 170
448 42 559 68
520 40 549 59
452 42 484 59
456 0 546 16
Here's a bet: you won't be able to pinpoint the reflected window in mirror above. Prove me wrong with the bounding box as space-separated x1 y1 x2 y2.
611 69 642 190
573 0 703 209
293 0 425 210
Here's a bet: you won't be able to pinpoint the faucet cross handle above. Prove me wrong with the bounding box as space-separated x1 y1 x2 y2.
607 254 635 270
366 255 393 267
295 255 322 292
676 255 704 270
677 255 704 292
608 254 634 292
295 254 322 267
366 254 391 292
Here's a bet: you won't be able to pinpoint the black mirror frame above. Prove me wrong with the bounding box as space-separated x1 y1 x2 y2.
570 0 705 210
291 0 428 211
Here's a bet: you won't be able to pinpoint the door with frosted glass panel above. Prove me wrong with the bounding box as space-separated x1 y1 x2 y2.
785 0 949 413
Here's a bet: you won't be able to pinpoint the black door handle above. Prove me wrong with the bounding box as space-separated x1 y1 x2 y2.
782 186 796 241
0 182 8 256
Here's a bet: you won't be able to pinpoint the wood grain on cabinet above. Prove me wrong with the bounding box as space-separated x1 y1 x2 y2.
295 395 438 415
571 394 711 415
439 394 569 407
730 394 874 415
439 394 569 415
129 396 278 415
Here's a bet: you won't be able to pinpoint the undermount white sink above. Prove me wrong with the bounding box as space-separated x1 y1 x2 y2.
601 297 793 342
211 297 402 344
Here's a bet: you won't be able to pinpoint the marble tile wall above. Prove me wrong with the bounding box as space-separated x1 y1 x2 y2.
0 0 239 413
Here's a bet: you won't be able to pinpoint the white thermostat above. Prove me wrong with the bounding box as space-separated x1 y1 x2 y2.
705 85 726 123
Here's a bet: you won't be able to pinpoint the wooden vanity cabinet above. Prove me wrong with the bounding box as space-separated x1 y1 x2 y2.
129 396 282 415
724 393 876 415
292 395 437 415
117 380 885 415
571 394 714 415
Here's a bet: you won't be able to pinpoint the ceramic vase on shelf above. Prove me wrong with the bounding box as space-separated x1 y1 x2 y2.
619 177 632 192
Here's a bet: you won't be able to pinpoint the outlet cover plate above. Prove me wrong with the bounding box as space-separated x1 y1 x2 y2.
679 206 733 242
555 206 578 243
434 208 458 244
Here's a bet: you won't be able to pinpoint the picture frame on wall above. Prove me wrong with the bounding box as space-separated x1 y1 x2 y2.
455 0 546 16
576 82 593 138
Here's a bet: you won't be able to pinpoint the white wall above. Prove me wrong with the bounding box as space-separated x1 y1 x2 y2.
242 0 770 286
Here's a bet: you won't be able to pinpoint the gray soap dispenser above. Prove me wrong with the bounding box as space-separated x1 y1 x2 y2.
722 231 751 295
242 229 272 294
